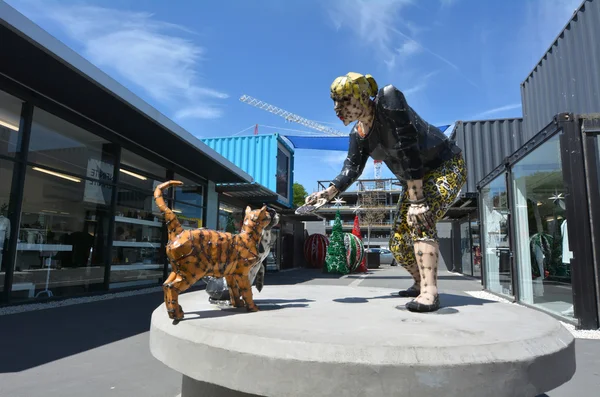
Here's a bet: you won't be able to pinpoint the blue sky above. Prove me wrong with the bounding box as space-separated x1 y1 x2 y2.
6 0 582 193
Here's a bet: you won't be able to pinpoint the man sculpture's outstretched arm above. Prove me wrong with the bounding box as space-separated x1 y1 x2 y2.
301 130 369 211
330 130 370 194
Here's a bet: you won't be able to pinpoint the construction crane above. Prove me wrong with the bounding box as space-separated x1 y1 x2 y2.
239 94 383 180
239 95 347 136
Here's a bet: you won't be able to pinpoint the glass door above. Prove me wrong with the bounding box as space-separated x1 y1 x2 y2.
480 173 513 297
459 217 472 276
511 134 573 319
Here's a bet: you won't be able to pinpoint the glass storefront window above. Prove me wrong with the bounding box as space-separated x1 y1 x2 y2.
471 218 482 278
276 147 290 199
217 201 244 233
460 219 472 276
481 173 513 296
11 165 112 301
28 107 117 178
0 90 23 157
0 159 15 292
173 173 204 208
172 201 204 229
511 134 573 319
110 186 164 288
119 148 167 190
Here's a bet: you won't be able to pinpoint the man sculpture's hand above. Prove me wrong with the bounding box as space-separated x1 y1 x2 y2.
295 185 339 215
305 185 339 207
406 180 435 234
407 199 435 232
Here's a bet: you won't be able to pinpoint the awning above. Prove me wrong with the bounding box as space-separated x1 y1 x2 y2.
282 125 451 151
442 192 478 219
215 183 279 203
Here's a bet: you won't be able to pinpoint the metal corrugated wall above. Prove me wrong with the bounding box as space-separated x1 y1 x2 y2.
521 0 600 136
451 118 525 193
202 134 278 192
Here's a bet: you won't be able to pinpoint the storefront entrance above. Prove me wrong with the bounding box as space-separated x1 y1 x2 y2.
480 173 514 297
477 113 600 329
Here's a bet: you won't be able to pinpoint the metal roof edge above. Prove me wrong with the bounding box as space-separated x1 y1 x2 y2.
0 1 253 184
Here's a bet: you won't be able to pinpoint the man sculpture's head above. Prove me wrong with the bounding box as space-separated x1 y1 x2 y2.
330 72 378 126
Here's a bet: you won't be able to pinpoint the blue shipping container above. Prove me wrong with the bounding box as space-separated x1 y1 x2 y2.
201 133 295 208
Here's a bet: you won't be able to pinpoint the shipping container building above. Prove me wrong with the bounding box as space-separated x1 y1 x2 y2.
201 134 295 209
449 118 526 195
521 0 600 136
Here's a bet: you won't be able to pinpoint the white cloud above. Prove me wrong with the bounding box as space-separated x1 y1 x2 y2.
325 0 477 89
402 70 440 96
396 40 421 57
326 0 413 68
470 103 522 119
8 0 228 120
174 106 224 120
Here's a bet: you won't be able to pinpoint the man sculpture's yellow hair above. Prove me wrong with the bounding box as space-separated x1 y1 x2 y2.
330 72 378 107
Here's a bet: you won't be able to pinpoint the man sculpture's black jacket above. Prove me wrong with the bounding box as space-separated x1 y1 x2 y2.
330 85 462 193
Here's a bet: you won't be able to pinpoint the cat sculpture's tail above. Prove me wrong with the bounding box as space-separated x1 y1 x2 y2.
153 180 184 241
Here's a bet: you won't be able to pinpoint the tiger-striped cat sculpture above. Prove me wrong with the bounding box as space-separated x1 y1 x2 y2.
154 180 277 324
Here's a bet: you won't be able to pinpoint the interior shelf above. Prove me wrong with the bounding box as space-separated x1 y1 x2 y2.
114 216 162 227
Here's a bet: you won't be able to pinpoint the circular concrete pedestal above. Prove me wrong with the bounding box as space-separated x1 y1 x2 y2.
149 285 576 397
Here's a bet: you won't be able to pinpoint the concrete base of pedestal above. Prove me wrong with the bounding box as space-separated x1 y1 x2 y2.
149 285 576 397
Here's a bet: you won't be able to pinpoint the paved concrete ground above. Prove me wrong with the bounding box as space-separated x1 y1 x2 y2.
0 266 598 397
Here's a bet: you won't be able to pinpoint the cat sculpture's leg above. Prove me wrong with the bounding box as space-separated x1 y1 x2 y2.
225 274 243 307
163 271 178 317
235 273 259 312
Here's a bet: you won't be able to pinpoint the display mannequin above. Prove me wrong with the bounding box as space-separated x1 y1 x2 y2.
301 72 466 312
0 204 10 269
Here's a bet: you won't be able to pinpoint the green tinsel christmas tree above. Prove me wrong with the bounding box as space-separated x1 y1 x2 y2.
325 209 349 274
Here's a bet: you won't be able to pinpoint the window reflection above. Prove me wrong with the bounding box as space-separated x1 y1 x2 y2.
28 108 117 179
12 165 112 301
111 186 164 288
218 201 243 233
119 148 166 190
460 220 472 275
0 90 23 158
276 147 289 198
511 135 573 319
0 159 15 291
471 218 481 278
172 201 204 229
173 173 204 208
481 174 512 296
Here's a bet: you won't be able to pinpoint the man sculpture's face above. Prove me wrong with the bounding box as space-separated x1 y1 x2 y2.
333 96 364 126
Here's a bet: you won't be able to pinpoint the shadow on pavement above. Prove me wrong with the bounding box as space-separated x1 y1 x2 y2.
265 269 346 285
182 298 314 321
333 292 499 308
345 274 474 281
0 285 204 373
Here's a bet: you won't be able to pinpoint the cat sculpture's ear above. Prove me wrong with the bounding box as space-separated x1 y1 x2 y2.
245 206 251 215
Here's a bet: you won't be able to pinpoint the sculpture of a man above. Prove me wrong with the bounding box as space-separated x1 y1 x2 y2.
303 72 467 312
